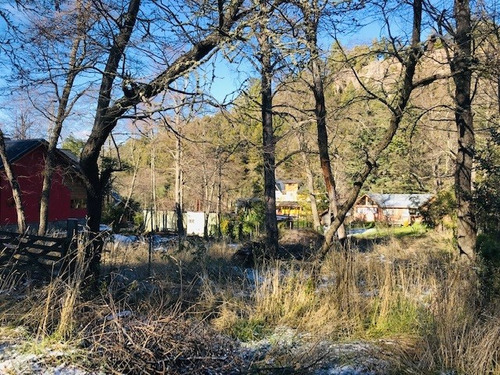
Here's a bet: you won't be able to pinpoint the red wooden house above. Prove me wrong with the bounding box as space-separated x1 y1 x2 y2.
0 139 87 228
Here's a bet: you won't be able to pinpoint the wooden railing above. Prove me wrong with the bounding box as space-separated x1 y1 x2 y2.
0 230 75 279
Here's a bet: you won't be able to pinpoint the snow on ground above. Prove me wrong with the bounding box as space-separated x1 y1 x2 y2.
240 326 394 374
0 343 100 375
0 330 395 375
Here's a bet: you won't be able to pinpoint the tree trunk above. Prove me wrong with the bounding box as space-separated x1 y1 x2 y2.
319 0 423 259
451 0 476 259
258 1 278 258
79 0 244 279
217 160 223 239
38 0 85 235
118 142 140 226
80 0 141 233
312 56 346 240
300 0 345 240
151 136 157 230
78 0 141 287
174 133 185 237
0 132 26 233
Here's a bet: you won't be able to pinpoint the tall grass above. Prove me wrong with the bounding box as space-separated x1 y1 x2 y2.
208 231 500 373
0 230 499 374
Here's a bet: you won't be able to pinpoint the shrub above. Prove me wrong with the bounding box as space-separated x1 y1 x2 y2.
421 189 456 229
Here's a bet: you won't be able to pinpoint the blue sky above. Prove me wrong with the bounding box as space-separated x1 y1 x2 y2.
0 0 462 140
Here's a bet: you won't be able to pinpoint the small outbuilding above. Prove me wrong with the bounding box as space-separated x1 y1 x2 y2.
353 193 434 225
0 139 87 228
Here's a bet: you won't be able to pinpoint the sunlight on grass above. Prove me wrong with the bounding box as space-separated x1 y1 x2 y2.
354 223 428 239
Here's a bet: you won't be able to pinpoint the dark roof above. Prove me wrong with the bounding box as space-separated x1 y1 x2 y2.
276 201 301 208
365 193 434 209
0 139 81 173
59 148 80 164
0 139 47 169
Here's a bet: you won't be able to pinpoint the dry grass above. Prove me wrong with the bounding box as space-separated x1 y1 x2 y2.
207 230 500 374
0 230 500 374
86 309 244 374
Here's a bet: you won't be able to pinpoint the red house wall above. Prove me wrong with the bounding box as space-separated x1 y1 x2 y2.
0 146 87 226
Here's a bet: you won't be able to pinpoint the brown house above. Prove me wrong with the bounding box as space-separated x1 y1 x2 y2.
353 193 433 225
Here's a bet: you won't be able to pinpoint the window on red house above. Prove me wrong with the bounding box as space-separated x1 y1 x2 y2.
71 198 86 209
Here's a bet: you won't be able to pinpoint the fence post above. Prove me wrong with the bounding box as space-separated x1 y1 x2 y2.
148 230 154 278
64 218 79 278
67 218 78 239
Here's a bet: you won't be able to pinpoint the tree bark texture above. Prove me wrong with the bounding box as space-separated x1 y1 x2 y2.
451 0 476 259
175 130 185 237
258 0 278 257
299 0 345 239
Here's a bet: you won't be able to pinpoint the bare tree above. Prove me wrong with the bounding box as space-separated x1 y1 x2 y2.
256 0 279 256
319 0 426 258
450 0 476 259
78 0 246 278
294 0 346 240
426 0 478 259
37 0 91 235
12 112 36 140
0 130 26 233
4 0 101 234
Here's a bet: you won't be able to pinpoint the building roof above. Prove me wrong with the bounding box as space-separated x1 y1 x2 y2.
0 139 47 169
59 148 80 164
0 138 81 174
275 179 301 192
366 193 433 209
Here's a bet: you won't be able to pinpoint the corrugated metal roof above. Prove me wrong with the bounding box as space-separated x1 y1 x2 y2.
0 139 47 169
367 193 433 208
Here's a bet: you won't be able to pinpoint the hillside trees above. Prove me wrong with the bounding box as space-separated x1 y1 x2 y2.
76 0 248 277
3 0 499 269
473 8 500 238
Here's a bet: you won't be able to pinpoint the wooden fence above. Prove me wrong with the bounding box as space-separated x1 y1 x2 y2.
0 230 75 279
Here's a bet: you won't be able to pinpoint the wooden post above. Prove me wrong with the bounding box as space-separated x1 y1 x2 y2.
63 218 79 278
66 218 78 239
